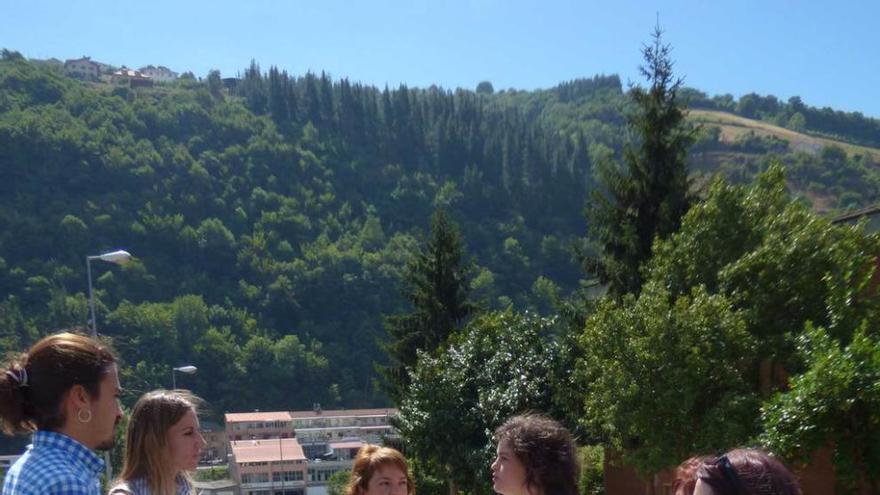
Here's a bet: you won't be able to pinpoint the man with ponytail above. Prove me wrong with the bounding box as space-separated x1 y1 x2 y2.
1 331 123 495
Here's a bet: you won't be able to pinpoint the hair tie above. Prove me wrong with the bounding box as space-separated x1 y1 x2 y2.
717 455 742 490
5 367 29 388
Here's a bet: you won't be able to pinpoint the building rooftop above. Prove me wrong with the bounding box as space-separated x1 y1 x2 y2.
225 411 293 423
832 204 880 224
289 408 398 419
230 438 305 463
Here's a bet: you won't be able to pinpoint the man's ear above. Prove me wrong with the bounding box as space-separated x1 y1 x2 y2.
68 384 92 409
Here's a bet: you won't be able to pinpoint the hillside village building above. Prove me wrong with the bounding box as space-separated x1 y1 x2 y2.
64 57 101 81
111 67 153 87
138 65 178 83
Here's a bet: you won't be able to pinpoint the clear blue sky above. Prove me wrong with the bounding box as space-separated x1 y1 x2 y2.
5 0 879 117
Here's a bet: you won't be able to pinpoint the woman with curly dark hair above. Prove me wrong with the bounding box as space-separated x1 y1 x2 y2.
491 414 579 495
672 449 801 495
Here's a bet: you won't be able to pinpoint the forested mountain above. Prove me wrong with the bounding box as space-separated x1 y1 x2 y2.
1 52 878 422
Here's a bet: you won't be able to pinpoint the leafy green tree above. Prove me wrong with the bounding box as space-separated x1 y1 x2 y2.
397 310 565 495
648 164 880 362
475 81 494 95
586 25 693 298
1 49 24 61
578 164 880 477
206 70 223 98
787 112 806 132
327 470 350 495
762 321 880 494
0 296 37 352
380 209 477 402
577 281 757 473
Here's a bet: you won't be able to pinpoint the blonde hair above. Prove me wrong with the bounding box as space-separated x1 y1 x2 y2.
116 390 203 495
346 444 414 495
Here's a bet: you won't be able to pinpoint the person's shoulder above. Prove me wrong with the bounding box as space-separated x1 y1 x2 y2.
3 454 83 495
18 471 97 495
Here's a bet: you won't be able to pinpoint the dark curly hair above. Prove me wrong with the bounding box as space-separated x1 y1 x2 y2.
673 449 801 495
494 414 580 495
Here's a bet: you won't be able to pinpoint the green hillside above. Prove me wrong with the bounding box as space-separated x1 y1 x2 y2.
1 52 879 419
690 109 880 160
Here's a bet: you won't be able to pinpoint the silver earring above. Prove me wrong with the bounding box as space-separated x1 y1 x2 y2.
77 408 93 423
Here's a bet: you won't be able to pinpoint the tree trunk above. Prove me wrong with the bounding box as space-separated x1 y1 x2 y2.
447 478 457 495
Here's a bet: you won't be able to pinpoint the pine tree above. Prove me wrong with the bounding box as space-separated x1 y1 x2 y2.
380 209 477 403
586 25 694 298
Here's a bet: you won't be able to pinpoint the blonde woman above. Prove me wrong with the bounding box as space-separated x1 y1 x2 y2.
110 390 206 495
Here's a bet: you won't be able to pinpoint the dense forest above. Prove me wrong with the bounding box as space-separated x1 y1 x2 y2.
1 48 879 424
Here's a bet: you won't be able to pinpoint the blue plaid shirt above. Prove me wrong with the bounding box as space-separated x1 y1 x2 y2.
2 431 105 495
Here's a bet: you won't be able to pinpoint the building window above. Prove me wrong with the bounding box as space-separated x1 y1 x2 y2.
273 471 303 482
242 473 269 484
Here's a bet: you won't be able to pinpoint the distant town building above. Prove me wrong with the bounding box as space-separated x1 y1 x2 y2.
225 411 296 442
138 65 178 83
64 56 101 81
111 67 153 87
289 407 397 459
201 420 230 463
230 437 307 495
222 406 398 495
306 438 364 492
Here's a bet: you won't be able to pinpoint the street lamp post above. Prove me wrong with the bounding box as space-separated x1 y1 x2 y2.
278 436 285 495
172 365 198 389
86 250 132 337
84 249 131 483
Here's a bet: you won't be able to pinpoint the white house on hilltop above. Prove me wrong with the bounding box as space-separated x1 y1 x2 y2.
138 65 178 83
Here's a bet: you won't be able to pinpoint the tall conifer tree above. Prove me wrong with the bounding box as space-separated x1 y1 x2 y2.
586 25 694 298
380 209 477 403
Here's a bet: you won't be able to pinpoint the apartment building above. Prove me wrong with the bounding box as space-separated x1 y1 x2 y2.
223 407 397 495
306 439 363 488
229 438 307 495
290 408 397 459
225 412 295 441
